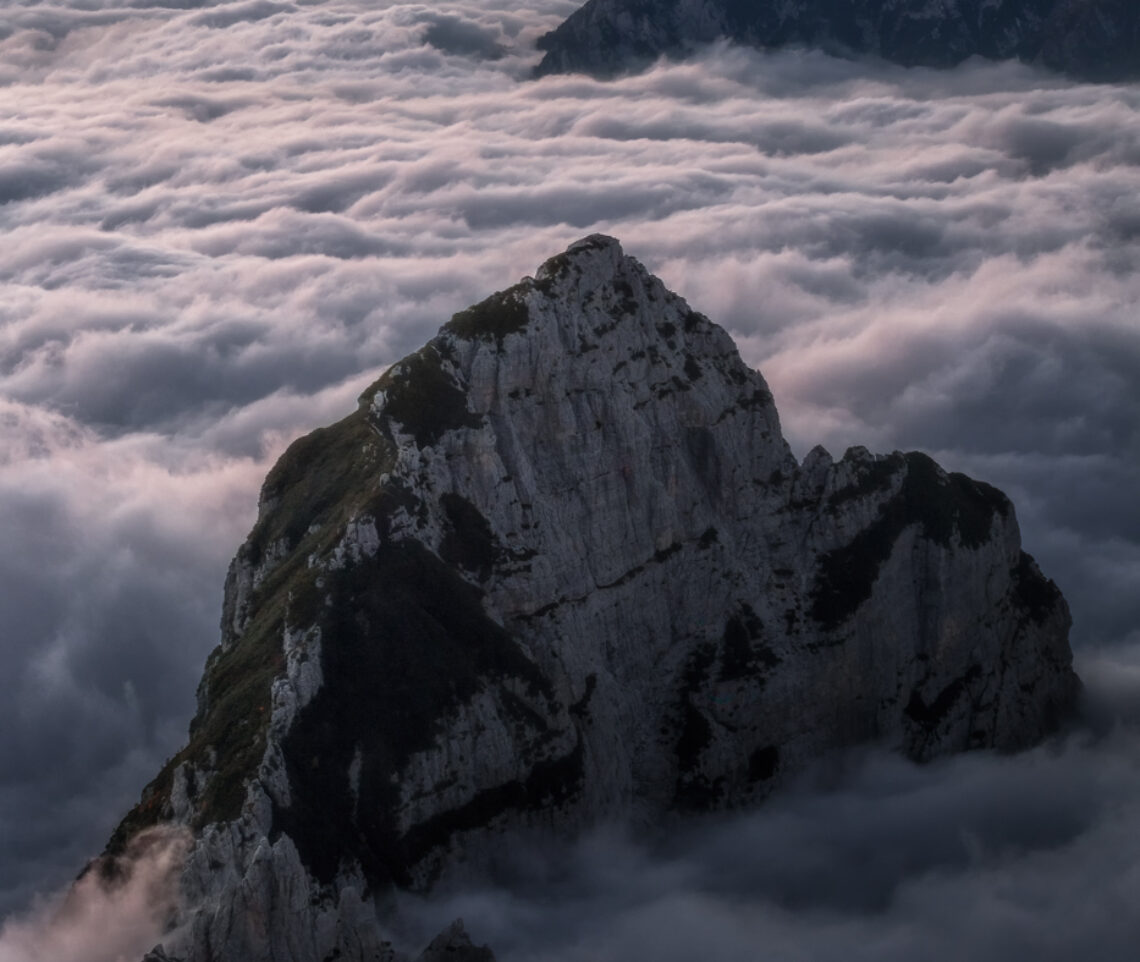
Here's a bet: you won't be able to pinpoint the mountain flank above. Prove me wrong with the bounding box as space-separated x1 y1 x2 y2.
534 0 1140 81
108 235 1077 961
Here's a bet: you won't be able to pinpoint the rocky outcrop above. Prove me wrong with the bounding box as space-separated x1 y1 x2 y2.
113 235 1077 961
416 921 495 962
534 0 1140 81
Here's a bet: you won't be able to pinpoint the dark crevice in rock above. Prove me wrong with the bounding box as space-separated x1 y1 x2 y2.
719 603 780 682
248 410 392 569
748 745 779 782
439 493 502 580
570 673 598 718
674 643 720 810
810 452 1012 629
905 664 983 732
396 735 585 883
274 540 552 887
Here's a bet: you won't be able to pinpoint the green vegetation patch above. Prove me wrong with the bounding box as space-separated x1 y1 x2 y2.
248 409 391 567
107 549 319 846
104 752 187 857
444 287 530 344
810 452 1012 630
107 405 395 848
533 247 591 293
378 345 482 448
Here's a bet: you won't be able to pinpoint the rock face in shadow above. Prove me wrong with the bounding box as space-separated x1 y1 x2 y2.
115 235 1078 961
534 0 1140 81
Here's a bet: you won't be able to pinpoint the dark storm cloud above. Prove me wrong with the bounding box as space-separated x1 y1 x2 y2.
0 0 1138 952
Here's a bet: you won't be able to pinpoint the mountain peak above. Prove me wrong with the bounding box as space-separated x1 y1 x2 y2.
371 235 773 469
111 236 1077 962
534 232 624 280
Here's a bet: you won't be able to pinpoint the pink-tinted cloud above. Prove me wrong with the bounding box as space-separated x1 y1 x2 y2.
0 826 188 962
0 0 1137 952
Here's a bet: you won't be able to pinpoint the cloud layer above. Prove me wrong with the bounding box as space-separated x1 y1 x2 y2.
394 656 1140 961
1 0 1138 951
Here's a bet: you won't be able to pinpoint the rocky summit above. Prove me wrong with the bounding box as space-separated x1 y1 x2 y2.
534 0 1140 81
112 235 1077 961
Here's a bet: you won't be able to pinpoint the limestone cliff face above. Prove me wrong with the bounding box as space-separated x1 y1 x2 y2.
116 235 1077 961
534 0 1140 82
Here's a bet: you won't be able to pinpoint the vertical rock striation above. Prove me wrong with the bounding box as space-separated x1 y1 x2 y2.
113 235 1077 961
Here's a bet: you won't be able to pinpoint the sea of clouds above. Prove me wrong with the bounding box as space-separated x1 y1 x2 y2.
1 0 1138 957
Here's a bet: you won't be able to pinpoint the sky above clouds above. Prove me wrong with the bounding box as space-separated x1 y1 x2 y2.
1 0 1139 955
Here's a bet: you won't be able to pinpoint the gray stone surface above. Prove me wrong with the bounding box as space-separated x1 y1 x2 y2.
126 234 1077 961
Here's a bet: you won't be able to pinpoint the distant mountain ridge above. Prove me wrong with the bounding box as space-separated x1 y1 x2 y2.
107 235 1077 961
535 0 1140 80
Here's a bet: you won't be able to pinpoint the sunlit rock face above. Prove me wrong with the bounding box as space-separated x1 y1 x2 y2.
116 235 1078 961
534 0 1140 81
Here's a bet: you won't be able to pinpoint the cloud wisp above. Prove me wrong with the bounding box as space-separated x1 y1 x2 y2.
0 0 1138 946
0 825 188 962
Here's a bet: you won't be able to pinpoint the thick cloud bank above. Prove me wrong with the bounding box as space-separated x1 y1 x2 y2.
0 826 187 962
1 0 1138 952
